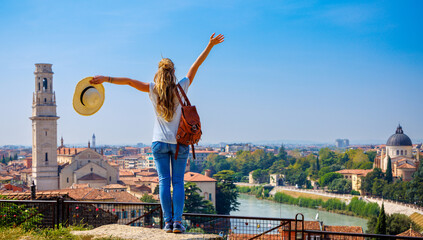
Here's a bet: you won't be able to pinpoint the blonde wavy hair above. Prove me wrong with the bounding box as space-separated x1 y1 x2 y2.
153 58 178 122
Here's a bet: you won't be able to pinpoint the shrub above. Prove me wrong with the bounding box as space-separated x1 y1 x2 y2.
351 190 360 195
0 203 41 231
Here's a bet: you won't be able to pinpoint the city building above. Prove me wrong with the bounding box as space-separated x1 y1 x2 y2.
335 139 350 148
373 125 419 181
184 171 216 207
225 143 250 153
57 146 119 189
188 150 219 166
336 169 372 193
30 63 60 190
31 64 118 190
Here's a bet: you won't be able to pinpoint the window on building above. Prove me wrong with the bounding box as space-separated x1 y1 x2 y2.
405 150 407 155
397 150 399 155
44 98 47 103
109 176 112 181
67 177 69 183
131 210 136 218
209 193 212 201
401 150 403 155
116 212 121 219
90 168 93 172
38 82 40 91
123 211 128 219
43 78 48 90
45 131 47 136
45 153 48 161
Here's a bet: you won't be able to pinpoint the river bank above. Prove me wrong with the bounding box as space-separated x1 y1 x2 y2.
237 185 379 220
231 194 368 231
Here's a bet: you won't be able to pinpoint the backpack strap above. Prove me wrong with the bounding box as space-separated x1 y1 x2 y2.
176 84 191 106
191 144 196 159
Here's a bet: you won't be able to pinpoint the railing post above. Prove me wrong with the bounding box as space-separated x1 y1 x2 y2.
159 207 163 229
56 197 64 228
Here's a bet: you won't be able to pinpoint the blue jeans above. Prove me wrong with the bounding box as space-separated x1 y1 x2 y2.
152 141 189 223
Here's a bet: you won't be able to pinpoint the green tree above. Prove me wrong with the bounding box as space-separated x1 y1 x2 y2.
372 179 387 197
385 156 393 184
367 213 420 235
361 168 384 195
153 185 159 195
269 160 286 174
183 182 216 214
328 178 352 194
387 213 421 235
319 172 343 186
407 164 423 206
315 156 320 171
252 169 269 183
13 153 18 160
318 148 337 167
1 155 5 164
366 151 377 162
9 156 12 162
140 193 157 203
374 203 387 237
277 145 288 160
214 170 240 215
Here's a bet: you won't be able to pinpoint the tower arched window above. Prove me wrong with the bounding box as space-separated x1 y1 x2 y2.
43 78 48 90
397 150 399 155
67 177 69 183
45 152 48 161
401 150 403 155
90 167 93 172
38 82 40 91
44 98 46 103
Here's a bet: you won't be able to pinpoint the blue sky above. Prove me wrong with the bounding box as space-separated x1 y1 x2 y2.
1 0 422 146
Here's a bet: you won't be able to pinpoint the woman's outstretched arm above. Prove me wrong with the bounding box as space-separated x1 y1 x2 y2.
90 76 149 92
187 33 224 85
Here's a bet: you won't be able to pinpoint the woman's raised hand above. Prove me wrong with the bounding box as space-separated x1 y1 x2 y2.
209 33 224 46
90 75 107 85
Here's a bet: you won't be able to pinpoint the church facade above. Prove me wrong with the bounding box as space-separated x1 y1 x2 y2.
57 146 118 189
374 125 420 181
31 64 118 190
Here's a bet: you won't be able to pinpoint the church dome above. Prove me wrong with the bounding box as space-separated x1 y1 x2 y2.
386 125 412 146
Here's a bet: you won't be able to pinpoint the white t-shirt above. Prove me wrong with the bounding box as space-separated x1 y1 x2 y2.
149 77 190 144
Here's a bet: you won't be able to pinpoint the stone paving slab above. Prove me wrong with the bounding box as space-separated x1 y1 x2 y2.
71 224 223 240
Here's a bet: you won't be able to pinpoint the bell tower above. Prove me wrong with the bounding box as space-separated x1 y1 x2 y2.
30 63 59 190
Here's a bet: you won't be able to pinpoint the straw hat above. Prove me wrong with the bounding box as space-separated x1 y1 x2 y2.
73 77 105 116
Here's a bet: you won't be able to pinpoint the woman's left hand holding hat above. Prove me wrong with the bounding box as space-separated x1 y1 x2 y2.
90 75 107 85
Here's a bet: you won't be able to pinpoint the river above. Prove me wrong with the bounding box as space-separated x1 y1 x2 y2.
230 194 368 231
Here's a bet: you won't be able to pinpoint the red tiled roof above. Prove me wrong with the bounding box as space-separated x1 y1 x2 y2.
397 228 423 237
336 169 372 176
0 176 13 181
101 184 127 189
70 183 90 189
20 168 32 173
184 172 216 182
397 163 416 169
324 225 363 233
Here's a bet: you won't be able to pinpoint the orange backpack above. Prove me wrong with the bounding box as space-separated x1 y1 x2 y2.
174 84 202 160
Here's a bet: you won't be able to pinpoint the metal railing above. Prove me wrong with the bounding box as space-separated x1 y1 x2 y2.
1 199 422 240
